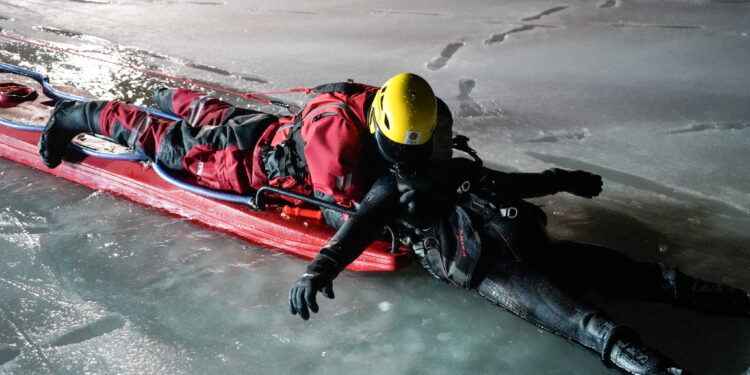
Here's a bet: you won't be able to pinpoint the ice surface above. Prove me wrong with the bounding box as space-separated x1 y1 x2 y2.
1 0 749 374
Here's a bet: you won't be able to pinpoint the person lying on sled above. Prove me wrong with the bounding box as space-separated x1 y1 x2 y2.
38 74 748 375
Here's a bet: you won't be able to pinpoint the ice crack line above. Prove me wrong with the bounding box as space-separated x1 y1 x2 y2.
40 314 126 348
521 6 569 22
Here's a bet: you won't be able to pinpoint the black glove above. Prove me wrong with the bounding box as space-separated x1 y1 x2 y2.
289 271 335 320
398 189 438 228
553 168 603 198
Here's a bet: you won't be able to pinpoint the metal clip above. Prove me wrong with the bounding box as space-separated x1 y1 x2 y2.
458 180 471 194
499 207 518 218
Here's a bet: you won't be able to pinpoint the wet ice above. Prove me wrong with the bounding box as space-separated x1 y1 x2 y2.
1 0 749 374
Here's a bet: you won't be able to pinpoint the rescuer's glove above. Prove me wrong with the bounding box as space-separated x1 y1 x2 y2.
290 250 340 321
553 168 603 198
289 271 335 321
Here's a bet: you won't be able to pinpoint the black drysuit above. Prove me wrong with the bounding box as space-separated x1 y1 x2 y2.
290 158 750 375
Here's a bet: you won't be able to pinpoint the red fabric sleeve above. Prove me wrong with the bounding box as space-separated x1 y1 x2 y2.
302 115 367 207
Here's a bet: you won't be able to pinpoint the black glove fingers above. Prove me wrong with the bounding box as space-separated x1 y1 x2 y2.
305 285 319 314
321 282 335 299
295 286 310 320
289 285 298 315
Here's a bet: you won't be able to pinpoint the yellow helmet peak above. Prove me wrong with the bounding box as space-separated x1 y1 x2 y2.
369 73 438 164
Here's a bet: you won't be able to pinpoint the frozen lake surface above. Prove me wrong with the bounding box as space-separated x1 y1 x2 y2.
1 0 749 374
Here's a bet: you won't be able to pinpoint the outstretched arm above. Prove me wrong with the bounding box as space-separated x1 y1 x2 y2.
289 175 400 320
481 167 603 199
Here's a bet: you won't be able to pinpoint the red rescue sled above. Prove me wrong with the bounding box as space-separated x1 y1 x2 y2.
0 71 411 272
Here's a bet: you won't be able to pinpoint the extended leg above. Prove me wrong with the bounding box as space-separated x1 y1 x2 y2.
541 240 750 317
475 261 690 374
38 99 276 193
153 88 258 125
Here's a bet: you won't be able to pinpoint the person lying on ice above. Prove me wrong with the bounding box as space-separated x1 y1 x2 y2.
38 74 748 375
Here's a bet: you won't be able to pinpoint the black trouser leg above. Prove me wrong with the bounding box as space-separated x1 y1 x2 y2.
475 261 690 375
541 240 750 317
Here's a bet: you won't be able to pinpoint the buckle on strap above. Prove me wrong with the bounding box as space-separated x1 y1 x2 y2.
499 207 518 219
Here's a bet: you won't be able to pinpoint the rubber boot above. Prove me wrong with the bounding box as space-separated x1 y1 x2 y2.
608 337 693 375
38 100 107 168
661 264 750 317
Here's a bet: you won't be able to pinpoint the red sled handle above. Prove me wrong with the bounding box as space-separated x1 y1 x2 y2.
282 206 324 220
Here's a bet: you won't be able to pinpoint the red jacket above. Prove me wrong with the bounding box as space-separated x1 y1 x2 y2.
251 83 379 208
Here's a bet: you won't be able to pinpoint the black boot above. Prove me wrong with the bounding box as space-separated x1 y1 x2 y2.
608 337 693 375
38 100 107 168
661 264 750 317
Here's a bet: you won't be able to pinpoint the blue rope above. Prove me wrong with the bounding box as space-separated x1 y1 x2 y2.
0 62 255 205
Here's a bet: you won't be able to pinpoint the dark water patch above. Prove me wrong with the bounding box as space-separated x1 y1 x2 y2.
34 25 84 39
41 314 125 347
666 122 749 134
0 344 20 366
129 49 268 83
238 74 268 84
33 25 110 43
186 62 232 76
521 6 568 22
132 48 169 60
527 151 749 217
485 25 538 45
370 9 446 17
598 0 618 8
426 41 465 70
0 15 13 21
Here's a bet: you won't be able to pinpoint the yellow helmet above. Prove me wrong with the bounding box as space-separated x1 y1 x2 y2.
368 73 438 164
